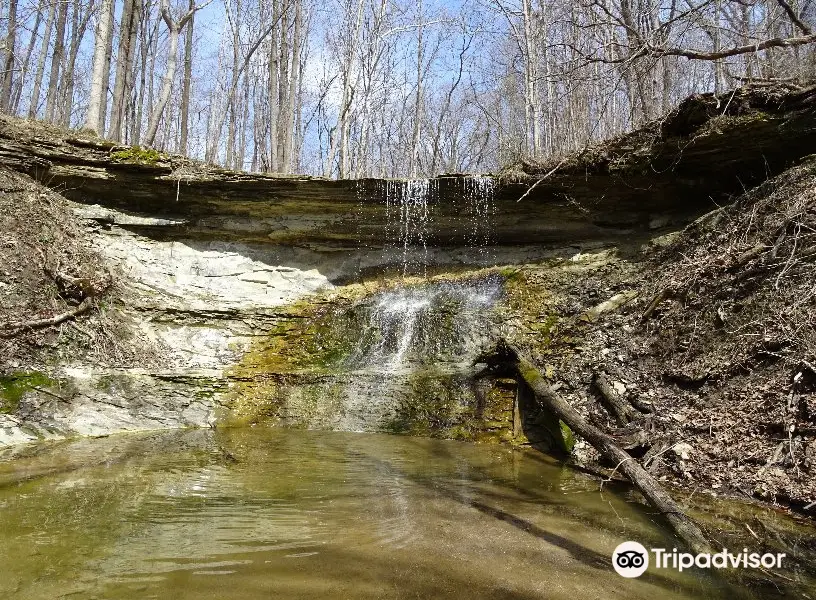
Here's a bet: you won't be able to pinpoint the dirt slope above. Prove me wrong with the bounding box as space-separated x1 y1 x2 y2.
512 154 816 513
0 167 160 385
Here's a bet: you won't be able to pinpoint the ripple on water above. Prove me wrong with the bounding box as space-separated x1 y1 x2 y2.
0 428 813 600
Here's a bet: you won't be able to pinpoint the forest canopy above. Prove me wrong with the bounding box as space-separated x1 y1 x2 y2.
0 0 814 178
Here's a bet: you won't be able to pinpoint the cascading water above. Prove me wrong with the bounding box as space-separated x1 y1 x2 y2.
461 176 496 262
360 176 496 276
325 275 503 433
267 176 509 437
346 176 499 373
344 278 502 372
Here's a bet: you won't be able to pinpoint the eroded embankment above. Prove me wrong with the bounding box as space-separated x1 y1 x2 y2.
497 157 816 513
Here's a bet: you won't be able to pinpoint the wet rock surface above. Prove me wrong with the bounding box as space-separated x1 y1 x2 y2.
1 85 816 499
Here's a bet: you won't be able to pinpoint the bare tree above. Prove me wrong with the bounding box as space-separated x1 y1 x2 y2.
109 0 143 140
3 0 815 175
144 0 205 146
59 0 96 127
85 0 114 133
28 0 55 118
44 0 69 122
178 0 194 153
0 0 18 111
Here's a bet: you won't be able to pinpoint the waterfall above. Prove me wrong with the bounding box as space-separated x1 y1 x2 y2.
462 176 496 261
348 176 499 371
268 176 503 434
328 276 502 432
344 278 502 373
359 176 496 276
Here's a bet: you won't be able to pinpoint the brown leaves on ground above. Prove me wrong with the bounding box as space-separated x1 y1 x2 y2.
508 155 816 512
0 167 162 372
631 157 815 509
631 156 816 510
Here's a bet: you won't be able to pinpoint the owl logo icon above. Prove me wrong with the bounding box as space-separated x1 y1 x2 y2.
612 541 649 577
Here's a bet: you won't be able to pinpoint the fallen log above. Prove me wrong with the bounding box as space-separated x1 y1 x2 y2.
0 297 93 338
493 340 711 554
593 371 639 425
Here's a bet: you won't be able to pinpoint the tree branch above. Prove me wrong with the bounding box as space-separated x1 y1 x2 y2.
774 0 812 35
660 33 816 60
0 297 94 338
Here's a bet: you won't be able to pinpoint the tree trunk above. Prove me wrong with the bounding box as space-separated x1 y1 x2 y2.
267 0 281 171
144 0 196 147
29 0 55 118
85 0 114 133
11 0 43 114
134 9 159 146
0 0 19 112
276 0 290 170
282 0 301 172
109 0 142 141
495 341 711 554
223 1 244 168
293 49 304 172
179 0 194 154
144 23 180 146
44 0 68 122
98 0 116 133
521 0 541 157
58 0 81 126
409 0 424 177
60 0 96 127
335 0 364 179
109 0 134 139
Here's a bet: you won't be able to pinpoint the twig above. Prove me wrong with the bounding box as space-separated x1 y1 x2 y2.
745 524 760 540
516 158 567 203
0 297 93 338
29 385 69 403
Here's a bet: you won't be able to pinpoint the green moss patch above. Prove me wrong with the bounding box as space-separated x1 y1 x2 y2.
110 146 167 164
0 372 54 413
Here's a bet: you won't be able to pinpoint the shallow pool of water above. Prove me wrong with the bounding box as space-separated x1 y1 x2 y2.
0 428 813 599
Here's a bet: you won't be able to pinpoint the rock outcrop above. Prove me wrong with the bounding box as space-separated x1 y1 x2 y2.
2 85 814 281
1 84 814 447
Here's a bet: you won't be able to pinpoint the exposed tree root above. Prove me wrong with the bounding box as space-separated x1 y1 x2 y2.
0 297 94 338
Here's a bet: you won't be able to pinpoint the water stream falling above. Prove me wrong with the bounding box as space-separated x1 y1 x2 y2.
360 176 496 277
344 278 502 372
273 177 503 433
461 176 497 262
348 176 500 372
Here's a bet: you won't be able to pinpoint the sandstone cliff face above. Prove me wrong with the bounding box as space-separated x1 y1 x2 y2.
0 84 814 446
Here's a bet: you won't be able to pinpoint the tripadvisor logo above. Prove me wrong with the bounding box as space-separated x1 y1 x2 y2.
613 541 649 578
612 541 786 578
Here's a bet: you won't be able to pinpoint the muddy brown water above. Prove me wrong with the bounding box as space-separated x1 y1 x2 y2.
0 428 813 599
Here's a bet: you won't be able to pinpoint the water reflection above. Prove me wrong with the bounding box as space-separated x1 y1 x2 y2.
0 428 813 599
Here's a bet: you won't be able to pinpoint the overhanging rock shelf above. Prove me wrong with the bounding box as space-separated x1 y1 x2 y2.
3 85 814 281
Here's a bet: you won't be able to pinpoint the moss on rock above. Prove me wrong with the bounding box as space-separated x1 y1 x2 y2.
0 372 54 413
110 146 167 164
